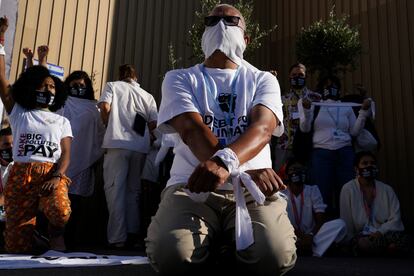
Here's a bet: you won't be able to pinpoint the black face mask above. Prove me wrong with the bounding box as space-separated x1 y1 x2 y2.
358 166 378 180
287 170 307 185
322 85 340 100
36 90 55 108
69 86 88 98
290 76 306 89
0 147 13 163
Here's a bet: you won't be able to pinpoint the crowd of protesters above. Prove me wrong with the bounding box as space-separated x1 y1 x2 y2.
0 4 411 274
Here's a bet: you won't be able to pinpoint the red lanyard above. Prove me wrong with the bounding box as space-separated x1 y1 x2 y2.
290 190 304 230
360 185 376 222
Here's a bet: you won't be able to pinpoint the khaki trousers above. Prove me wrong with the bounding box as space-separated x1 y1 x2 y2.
103 148 146 244
146 185 297 275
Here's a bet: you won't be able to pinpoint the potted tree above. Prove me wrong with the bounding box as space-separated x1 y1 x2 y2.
295 8 362 80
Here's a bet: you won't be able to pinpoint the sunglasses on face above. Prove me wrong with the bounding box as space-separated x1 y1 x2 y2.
204 16 241 27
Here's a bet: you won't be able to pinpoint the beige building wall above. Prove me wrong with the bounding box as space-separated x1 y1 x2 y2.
10 0 115 98
9 0 200 100
8 0 414 230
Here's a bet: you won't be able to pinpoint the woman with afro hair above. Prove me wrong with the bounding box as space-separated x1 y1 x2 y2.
0 16 72 253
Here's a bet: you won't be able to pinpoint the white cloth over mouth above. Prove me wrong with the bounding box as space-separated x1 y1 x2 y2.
185 169 266 251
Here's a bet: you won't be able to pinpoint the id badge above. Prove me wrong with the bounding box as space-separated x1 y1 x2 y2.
290 112 300 120
362 224 371 235
333 129 348 140
362 223 377 235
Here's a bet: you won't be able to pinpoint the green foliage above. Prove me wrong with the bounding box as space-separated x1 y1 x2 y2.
295 8 362 79
187 0 277 62
167 42 181 70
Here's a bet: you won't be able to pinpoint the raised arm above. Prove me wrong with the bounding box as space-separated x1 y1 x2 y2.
0 16 14 114
22 47 34 68
37 45 49 68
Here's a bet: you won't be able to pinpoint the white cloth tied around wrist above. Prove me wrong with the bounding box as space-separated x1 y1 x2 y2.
0 44 5 56
184 147 266 250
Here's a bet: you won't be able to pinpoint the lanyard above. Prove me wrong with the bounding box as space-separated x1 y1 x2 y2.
326 106 340 130
201 65 241 142
289 189 304 230
360 184 376 223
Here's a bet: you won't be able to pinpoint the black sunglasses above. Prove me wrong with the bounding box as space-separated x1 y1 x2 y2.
204 16 241 27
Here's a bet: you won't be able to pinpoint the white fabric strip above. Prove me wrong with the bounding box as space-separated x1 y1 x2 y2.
312 102 361 107
0 44 5 56
213 148 240 174
185 147 266 250
312 100 376 119
232 169 266 250
185 168 266 251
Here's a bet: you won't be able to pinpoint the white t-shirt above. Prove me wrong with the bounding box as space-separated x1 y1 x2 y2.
99 81 158 154
282 185 327 234
9 104 73 163
158 63 284 187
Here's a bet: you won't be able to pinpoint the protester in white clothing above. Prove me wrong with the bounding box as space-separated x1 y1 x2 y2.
98 64 158 249
340 151 410 256
58 71 106 248
145 5 296 275
298 75 371 216
282 159 346 257
61 71 105 196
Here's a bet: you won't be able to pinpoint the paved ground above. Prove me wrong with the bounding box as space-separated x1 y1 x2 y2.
2 249 413 276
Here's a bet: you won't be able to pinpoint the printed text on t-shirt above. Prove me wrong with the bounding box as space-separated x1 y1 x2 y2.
18 133 59 158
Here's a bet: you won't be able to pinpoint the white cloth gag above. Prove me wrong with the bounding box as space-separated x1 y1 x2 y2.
201 20 246 66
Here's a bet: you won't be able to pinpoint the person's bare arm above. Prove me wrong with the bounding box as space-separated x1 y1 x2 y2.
98 102 111 126
171 104 284 195
148 120 157 144
41 136 72 194
0 16 14 114
227 104 277 164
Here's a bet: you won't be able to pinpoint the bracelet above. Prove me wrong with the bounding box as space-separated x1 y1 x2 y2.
0 44 5 56
52 172 65 179
212 147 239 174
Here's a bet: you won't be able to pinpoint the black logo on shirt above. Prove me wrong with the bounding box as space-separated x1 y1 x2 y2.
217 93 237 113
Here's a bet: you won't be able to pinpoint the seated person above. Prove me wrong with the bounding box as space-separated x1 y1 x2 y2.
340 151 410 256
282 159 346 256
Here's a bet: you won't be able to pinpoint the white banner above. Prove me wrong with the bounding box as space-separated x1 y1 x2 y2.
0 250 149 269
32 59 65 80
